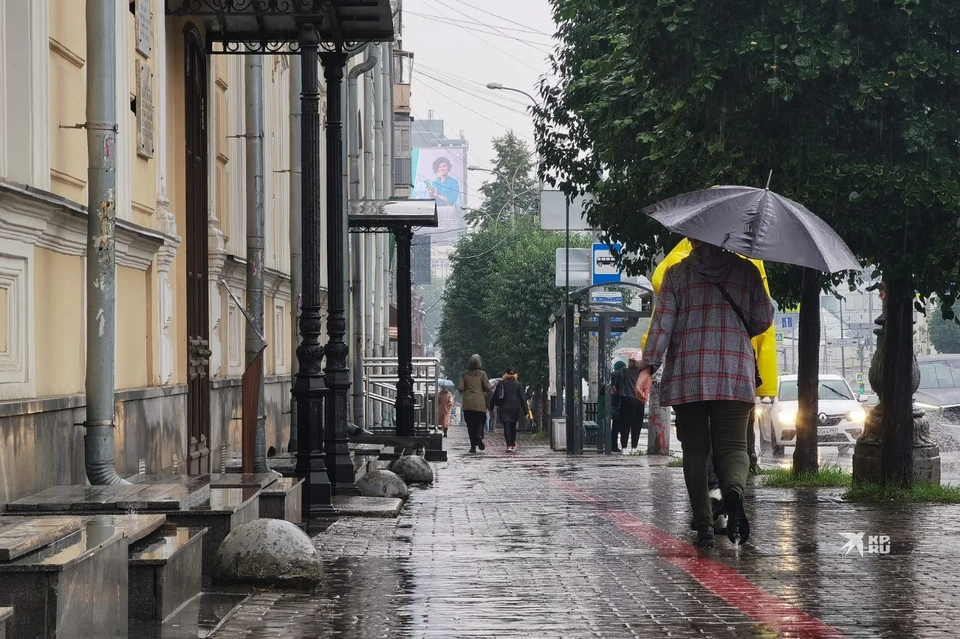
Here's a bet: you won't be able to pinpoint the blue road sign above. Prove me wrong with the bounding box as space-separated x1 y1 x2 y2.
781 316 794 330
592 243 622 285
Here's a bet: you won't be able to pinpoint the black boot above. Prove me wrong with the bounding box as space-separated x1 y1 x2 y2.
696 525 715 548
722 487 750 545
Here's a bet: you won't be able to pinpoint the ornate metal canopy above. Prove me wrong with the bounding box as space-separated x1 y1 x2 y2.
348 199 438 232
165 0 394 53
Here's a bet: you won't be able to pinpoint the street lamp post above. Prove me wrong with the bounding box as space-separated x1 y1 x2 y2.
467 165 517 224
486 82 538 106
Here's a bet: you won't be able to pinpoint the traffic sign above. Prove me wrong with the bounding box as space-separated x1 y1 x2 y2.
592 243 622 285
590 291 623 306
781 317 793 329
775 332 784 343
855 372 864 383
859 383 866 394
825 338 859 348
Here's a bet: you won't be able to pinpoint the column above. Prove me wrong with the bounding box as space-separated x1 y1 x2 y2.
394 227 416 436
319 50 355 489
293 26 333 517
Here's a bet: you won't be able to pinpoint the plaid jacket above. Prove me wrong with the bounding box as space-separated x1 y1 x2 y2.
641 250 774 406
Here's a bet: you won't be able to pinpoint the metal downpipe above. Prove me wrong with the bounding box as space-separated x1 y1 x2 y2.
350 47 377 426
245 55 269 473
288 56 302 452
84 0 125 485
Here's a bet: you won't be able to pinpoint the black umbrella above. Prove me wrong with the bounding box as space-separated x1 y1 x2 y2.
643 185 859 273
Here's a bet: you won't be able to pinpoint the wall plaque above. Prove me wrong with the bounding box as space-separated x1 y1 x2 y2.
136 0 153 57
136 61 155 159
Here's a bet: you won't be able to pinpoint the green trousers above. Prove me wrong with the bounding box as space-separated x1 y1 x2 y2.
673 401 753 528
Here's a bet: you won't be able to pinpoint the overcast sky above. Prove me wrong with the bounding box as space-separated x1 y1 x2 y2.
401 0 556 202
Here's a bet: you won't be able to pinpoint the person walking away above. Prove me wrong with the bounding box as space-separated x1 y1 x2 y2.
437 387 454 437
610 361 626 453
458 354 492 453
614 359 644 453
495 369 530 452
637 240 774 548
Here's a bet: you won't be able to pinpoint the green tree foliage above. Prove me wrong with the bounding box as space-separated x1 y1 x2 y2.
464 132 540 227
438 215 591 383
536 0 960 483
535 0 960 308
928 307 960 354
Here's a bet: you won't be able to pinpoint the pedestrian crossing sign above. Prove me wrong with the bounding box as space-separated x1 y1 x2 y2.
775 332 784 343
855 372 864 383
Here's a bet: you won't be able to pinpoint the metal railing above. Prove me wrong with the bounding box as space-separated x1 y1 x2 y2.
361 357 441 432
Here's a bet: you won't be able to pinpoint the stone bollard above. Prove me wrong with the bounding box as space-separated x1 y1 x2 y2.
390 455 435 485
214 519 323 590
356 469 410 501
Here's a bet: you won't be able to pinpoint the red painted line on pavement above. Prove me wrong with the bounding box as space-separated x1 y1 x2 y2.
545 474 846 639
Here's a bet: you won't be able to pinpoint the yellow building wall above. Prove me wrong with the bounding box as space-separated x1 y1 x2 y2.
264 295 275 375
34 249 84 397
48 0 88 202
168 20 191 388
116 266 148 390
127 8 157 229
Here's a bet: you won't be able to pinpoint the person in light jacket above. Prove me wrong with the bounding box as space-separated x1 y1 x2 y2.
494 369 530 452
637 240 774 548
457 354 492 453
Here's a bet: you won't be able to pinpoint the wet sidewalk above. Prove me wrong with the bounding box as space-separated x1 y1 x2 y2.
214 426 960 638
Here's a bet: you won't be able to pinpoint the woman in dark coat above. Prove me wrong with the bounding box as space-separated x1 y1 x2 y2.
495 369 529 452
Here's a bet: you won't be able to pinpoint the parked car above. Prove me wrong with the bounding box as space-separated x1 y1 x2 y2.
915 355 960 424
757 374 867 457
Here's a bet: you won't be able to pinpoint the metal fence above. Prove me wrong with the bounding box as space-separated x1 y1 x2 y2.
361 357 441 433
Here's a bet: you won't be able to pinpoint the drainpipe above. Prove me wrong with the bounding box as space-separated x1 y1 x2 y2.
245 55 269 473
350 47 377 426
363 50 377 420
372 72 387 426
288 56 302 452
381 41 395 361
84 0 125 485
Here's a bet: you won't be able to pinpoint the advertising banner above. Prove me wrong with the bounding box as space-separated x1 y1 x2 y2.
411 146 466 246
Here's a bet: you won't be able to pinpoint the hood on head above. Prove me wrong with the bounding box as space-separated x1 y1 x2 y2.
685 242 740 283
468 354 483 370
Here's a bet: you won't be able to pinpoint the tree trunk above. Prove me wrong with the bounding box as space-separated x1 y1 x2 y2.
793 267 820 476
880 277 915 485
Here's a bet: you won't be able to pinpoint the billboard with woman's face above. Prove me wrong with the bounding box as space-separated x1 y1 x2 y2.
411 146 466 247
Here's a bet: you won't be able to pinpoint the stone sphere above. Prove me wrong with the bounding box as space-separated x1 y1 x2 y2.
391 455 435 485
214 518 323 589
356 469 410 501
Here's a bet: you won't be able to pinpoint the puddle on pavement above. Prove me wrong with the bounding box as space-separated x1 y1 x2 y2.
129 592 247 639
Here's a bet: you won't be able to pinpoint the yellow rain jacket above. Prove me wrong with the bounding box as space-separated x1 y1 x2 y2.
641 239 779 398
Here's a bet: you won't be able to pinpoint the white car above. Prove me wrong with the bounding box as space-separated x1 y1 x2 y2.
757 374 867 457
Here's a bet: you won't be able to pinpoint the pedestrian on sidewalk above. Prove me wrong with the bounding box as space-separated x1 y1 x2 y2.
637 240 774 548
614 359 645 453
438 387 454 437
458 354 492 453
610 361 626 453
494 369 530 452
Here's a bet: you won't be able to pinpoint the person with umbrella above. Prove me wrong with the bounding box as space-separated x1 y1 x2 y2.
636 182 857 548
636 239 774 548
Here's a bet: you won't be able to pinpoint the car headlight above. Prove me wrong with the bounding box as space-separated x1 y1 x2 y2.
778 410 797 426
755 405 763 418
846 407 866 423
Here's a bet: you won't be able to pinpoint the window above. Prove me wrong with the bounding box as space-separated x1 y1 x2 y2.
918 360 960 389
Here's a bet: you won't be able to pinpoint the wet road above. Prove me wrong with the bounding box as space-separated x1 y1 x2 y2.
215 427 960 638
